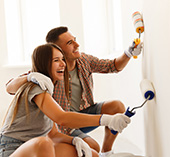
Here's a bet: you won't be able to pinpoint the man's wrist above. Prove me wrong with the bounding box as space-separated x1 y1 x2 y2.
124 50 132 58
99 114 103 125
71 137 75 145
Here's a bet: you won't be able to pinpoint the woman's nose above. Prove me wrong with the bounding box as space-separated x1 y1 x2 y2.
60 60 66 67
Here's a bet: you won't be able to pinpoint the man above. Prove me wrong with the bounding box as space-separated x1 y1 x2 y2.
6 26 142 157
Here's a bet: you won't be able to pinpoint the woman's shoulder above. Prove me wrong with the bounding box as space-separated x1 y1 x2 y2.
28 84 48 102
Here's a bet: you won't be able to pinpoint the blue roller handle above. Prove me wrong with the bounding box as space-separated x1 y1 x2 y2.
111 107 136 135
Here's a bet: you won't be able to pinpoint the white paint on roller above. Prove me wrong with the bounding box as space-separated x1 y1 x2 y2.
140 79 155 100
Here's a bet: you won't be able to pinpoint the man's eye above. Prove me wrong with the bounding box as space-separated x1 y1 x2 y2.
68 41 72 45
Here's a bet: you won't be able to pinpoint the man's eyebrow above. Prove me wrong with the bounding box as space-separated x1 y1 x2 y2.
66 40 72 45
66 37 76 45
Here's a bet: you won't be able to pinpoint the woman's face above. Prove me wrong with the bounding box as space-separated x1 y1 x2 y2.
51 47 66 83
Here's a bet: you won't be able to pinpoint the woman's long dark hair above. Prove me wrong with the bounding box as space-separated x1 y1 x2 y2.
3 43 69 126
31 43 69 98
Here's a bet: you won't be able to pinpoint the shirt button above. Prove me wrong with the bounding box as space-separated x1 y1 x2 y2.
80 105 83 110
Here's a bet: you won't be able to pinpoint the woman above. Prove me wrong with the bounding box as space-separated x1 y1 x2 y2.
0 43 130 157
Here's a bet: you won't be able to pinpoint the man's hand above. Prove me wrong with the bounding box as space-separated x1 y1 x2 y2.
124 42 143 58
100 113 131 133
72 137 92 157
27 72 54 95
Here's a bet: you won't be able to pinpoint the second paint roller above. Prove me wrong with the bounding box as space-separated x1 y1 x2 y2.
111 79 155 135
132 11 144 59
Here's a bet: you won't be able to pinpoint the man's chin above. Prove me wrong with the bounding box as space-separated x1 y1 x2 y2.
74 51 80 54
74 51 81 57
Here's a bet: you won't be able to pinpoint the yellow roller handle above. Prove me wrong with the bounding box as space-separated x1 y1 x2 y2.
133 38 141 59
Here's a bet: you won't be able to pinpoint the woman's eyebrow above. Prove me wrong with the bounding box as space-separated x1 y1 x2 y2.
52 57 59 60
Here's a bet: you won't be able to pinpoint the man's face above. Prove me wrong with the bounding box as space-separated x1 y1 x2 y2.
56 32 81 62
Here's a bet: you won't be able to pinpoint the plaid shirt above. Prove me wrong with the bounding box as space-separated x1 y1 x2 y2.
53 53 119 134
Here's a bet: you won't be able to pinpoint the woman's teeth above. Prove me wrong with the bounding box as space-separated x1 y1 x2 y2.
57 70 64 73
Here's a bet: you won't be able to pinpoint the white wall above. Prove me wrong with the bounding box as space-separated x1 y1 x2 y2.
142 0 170 156
59 0 85 51
0 0 7 66
0 0 12 125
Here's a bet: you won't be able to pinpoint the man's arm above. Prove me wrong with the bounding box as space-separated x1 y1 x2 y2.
115 42 143 71
48 123 92 157
6 75 28 95
6 72 54 95
114 53 130 71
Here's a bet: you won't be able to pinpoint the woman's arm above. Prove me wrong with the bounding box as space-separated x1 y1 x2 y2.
33 92 130 132
33 93 101 128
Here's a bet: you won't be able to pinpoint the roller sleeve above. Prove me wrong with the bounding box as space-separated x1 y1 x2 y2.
140 79 155 100
132 11 144 33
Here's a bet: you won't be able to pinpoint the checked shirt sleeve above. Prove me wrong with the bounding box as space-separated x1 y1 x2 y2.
81 53 119 73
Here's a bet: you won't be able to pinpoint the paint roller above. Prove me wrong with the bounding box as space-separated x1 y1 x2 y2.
111 79 155 135
132 11 144 59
